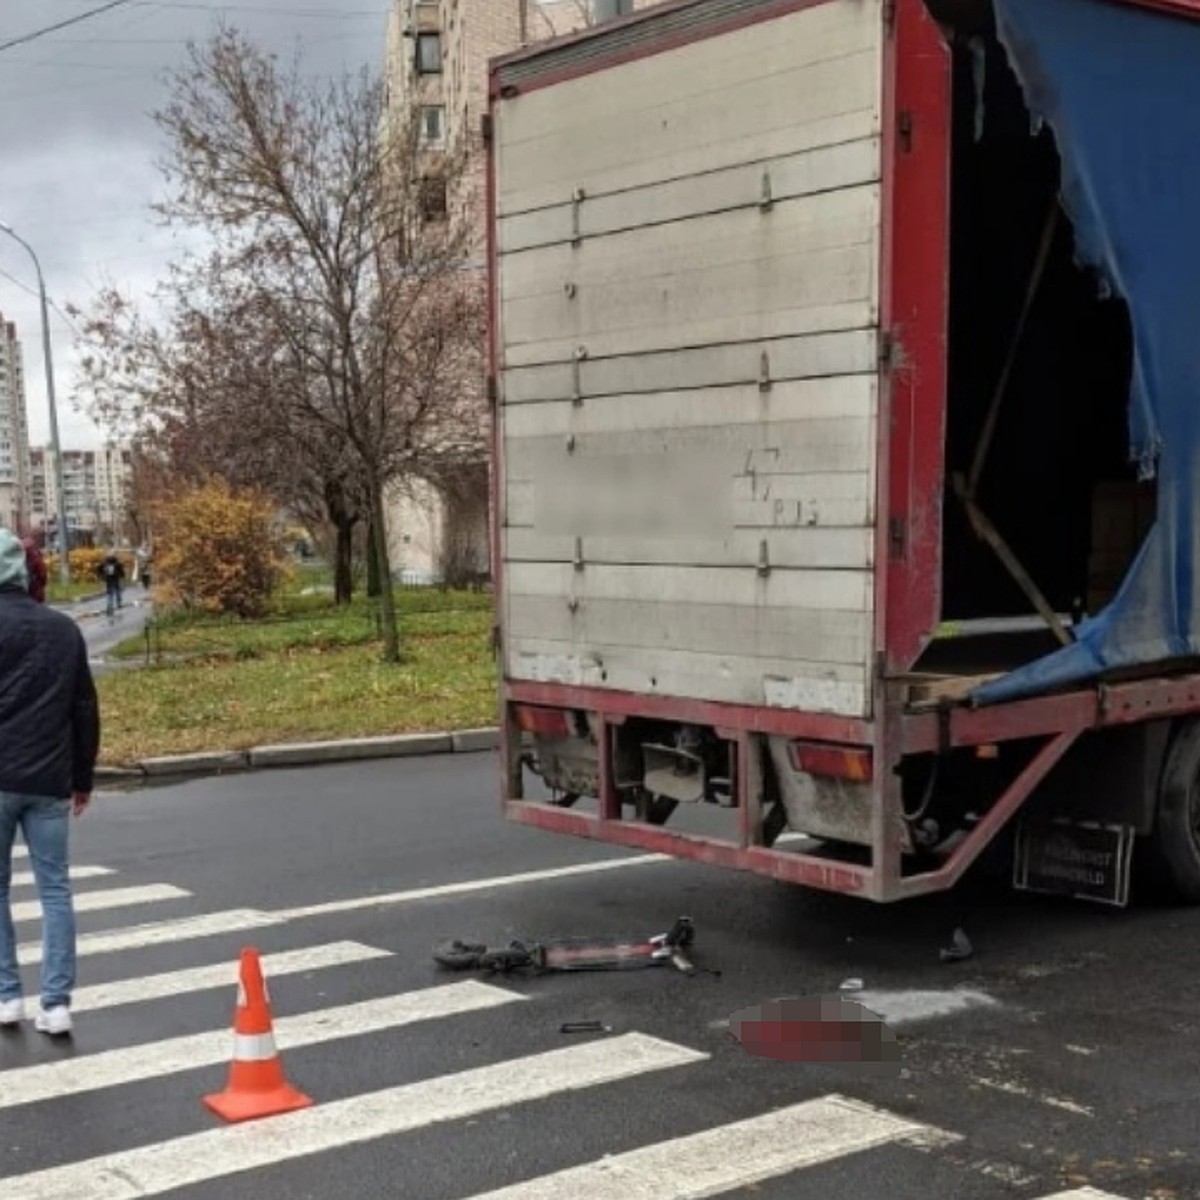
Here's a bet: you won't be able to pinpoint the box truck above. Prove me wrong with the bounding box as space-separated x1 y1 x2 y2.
486 0 1200 906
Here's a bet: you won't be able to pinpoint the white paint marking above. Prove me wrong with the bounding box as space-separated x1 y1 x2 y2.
1039 1191 1132 1200
0 981 525 1112
465 1095 955 1199
1 1033 704 1200
273 854 669 920
16 855 667 962
70 942 391 1013
17 909 283 965
11 843 28 859
958 1158 1038 1187
1065 1044 1099 1057
11 865 115 888
974 1076 1094 1117
849 989 1000 1026
11 884 190 924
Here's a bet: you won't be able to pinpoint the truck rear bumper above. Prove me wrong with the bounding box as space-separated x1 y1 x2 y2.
501 679 1095 902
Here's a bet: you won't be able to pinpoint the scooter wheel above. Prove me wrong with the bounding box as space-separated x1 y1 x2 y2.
433 940 487 970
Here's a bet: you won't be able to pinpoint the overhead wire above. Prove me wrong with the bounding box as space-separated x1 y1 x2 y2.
0 267 83 336
0 0 140 54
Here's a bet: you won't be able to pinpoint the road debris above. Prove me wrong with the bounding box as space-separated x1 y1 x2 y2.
940 927 974 963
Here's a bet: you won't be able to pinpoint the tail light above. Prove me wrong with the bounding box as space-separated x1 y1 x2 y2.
513 705 574 737
788 740 873 782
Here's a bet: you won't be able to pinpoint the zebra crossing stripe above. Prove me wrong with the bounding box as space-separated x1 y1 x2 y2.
70 942 392 1013
1039 1192 1132 1199
11 865 115 888
0 1033 705 1200
11 884 191 923
462 1095 957 1199
15 856 669 962
16 909 282 964
0 981 526 1112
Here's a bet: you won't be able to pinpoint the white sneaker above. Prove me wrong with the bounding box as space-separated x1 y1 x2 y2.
0 998 23 1027
35 1006 72 1037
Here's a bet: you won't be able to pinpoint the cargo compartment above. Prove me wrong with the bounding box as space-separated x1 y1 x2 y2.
490 0 1200 904
493 0 886 721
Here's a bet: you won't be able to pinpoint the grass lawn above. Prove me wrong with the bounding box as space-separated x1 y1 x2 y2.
48 579 105 604
96 587 499 766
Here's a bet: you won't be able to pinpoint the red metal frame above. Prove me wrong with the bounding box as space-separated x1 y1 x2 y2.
504 800 874 894
878 0 951 677
506 680 873 744
902 672 1200 754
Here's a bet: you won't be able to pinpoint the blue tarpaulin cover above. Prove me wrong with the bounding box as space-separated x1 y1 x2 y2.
974 0 1200 704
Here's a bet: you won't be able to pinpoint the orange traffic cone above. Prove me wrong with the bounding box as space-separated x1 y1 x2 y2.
203 947 313 1123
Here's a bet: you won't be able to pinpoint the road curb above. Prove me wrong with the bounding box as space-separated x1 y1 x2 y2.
97 727 501 786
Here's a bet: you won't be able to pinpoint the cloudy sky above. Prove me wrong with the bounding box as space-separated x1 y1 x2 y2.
0 0 393 448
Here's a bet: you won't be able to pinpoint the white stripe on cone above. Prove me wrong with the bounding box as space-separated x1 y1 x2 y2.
231 1033 277 1062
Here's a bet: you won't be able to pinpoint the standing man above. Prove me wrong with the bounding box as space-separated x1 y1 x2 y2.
0 528 99 1037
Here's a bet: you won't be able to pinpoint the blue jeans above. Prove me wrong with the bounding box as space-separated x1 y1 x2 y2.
0 793 76 1010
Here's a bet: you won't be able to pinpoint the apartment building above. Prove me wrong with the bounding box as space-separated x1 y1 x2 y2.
30 443 133 547
0 316 31 534
381 0 651 582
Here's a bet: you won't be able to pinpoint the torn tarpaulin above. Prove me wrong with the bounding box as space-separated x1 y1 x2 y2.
975 0 1200 705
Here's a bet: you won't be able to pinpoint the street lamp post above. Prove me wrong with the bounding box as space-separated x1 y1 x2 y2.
0 221 70 584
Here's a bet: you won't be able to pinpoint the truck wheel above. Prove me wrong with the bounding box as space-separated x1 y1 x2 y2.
1148 719 1200 903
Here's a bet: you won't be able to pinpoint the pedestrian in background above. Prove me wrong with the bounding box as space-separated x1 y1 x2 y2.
98 547 126 618
0 527 99 1037
21 537 47 605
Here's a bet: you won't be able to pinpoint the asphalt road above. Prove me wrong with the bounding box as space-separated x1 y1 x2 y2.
2 753 1198 1198
55 588 153 664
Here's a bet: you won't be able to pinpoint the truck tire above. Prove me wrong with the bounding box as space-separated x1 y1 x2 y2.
1148 718 1200 903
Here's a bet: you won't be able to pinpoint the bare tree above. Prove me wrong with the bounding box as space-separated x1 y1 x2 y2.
72 276 369 604
528 0 598 37
73 28 487 657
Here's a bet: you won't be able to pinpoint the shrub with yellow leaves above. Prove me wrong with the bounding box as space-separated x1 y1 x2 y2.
153 479 289 617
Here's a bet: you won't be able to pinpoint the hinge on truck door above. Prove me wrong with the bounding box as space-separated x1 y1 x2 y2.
759 168 774 211
898 110 914 153
572 345 588 405
571 187 586 246
889 516 906 559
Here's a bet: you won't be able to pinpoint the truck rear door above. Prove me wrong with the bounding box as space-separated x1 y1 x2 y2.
491 0 888 721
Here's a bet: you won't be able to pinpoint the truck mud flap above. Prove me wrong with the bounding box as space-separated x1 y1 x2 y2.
1012 817 1135 908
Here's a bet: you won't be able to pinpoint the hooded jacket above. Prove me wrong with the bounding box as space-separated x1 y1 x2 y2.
0 531 99 797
